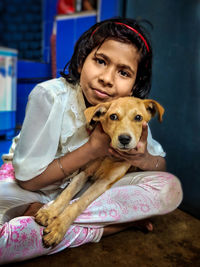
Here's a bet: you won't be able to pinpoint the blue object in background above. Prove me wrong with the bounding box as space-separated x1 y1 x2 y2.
98 0 123 21
17 60 51 126
56 12 97 77
0 47 18 140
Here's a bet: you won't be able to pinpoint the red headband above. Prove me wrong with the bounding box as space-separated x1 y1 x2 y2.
91 22 150 52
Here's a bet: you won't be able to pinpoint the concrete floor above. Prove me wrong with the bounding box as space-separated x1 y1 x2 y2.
6 209 199 267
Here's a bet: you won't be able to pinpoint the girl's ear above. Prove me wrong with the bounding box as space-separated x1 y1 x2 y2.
78 64 83 74
143 99 165 122
84 102 111 124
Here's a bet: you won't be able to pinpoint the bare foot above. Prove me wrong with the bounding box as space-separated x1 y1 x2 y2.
132 219 153 232
23 202 44 216
103 219 153 237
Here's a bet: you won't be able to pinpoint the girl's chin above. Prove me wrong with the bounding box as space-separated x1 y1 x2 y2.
83 91 112 106
89 94 113 105
89 98 109 106
84 93 112 106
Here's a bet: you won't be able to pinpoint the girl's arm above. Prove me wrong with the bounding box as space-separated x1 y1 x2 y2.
17 142 94 191
17 124 111 191
108 122 166 172
14 84 108 191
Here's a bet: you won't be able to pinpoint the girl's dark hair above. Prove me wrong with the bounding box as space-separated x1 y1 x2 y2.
61 17 153 99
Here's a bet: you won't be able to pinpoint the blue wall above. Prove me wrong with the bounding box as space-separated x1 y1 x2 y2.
126 0 200 218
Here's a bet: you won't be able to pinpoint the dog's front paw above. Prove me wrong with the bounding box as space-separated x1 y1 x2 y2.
42 217 69 247
35 207 56 226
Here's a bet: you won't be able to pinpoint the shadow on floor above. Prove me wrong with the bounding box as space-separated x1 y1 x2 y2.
6 209 200 267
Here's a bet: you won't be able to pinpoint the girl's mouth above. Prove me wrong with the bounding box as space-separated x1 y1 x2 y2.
93 88 110 99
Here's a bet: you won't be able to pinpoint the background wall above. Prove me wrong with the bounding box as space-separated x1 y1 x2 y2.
126 0 200 218
0 0 199 218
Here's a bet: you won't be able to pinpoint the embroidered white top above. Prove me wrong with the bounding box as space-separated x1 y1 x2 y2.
4 77 166 191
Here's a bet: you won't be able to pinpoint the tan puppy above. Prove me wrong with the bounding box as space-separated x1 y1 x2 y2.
35 96 164 247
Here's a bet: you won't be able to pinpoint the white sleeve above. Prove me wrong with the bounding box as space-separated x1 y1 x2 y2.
13 85 64 181
147 125 166 157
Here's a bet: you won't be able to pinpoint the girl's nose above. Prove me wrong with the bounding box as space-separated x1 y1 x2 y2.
98 68 114 87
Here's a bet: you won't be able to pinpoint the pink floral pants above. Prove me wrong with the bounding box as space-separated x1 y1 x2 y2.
0 163 183 264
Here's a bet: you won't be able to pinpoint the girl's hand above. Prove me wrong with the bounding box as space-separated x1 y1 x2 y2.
23 202 44 216
108 122 166 171
88 123 111 159
88 122 166 171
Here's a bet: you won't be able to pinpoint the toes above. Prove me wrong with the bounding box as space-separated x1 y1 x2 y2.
42 220 67 247
146 221 153 232
132 219 154 232
35 210 50 226
43 227 51 234
43 230 63 248
35 208 58 227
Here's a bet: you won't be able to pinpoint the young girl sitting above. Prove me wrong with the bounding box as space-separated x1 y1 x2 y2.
0 17 183 264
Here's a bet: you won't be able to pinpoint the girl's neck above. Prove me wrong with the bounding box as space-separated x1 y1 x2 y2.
83 93 92 108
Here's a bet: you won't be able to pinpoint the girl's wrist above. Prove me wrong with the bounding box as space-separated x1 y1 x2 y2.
141 154 166 171
84 141 98 161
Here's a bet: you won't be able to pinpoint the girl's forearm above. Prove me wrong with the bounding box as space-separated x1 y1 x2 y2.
17 142 95 191
142 154 166 172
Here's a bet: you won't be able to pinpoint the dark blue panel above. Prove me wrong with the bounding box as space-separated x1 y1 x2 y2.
43 0 57 22
98 0 121 21
126 0 200 219
56 14 96 76
75 14 96 42
0 111 15 130
42 0 57 62
43 21 54 62
17 60 52 126
0 139 12 165
56 18 75 75
17 60 51 79
0 111 16 139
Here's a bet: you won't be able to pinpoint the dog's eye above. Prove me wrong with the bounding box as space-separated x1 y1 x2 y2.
110 114 118 120
134 115 143 121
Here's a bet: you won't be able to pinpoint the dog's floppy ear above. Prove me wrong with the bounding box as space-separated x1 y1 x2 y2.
143 99 165 122
84 102 111 124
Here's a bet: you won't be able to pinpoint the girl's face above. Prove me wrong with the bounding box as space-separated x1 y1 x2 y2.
79 39 140 106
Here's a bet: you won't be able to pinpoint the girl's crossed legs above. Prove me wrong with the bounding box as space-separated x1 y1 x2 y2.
0 163 183 264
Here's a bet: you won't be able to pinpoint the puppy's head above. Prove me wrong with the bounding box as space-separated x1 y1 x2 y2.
84 97 164 151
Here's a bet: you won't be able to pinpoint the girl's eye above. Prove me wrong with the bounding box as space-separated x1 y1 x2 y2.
95 58 106 65
110 114 118 120
134 115 143 121
119 70 130 77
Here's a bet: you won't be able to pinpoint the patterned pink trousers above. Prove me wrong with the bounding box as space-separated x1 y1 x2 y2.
0 163 183 264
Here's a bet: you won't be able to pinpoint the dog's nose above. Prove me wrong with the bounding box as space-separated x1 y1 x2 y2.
118 134 132 145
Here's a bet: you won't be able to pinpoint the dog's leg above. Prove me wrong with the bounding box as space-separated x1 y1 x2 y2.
35 171 88 226
35 160 101 227
42 159 130 247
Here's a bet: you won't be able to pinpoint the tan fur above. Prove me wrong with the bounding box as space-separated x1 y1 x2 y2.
35 97 164 247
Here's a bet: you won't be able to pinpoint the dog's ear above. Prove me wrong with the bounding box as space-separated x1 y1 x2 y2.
84 102 111 125
143 99 165 122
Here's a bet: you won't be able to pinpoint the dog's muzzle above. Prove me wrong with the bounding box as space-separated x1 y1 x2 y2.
116 134 137 150
118 134 132 145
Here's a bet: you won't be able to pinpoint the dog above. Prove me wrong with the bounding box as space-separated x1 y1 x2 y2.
35 96 164 247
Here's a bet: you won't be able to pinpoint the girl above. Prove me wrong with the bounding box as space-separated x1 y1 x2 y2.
0 17 183 264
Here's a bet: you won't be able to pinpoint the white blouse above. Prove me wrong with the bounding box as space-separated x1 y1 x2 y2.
4 77 166 191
